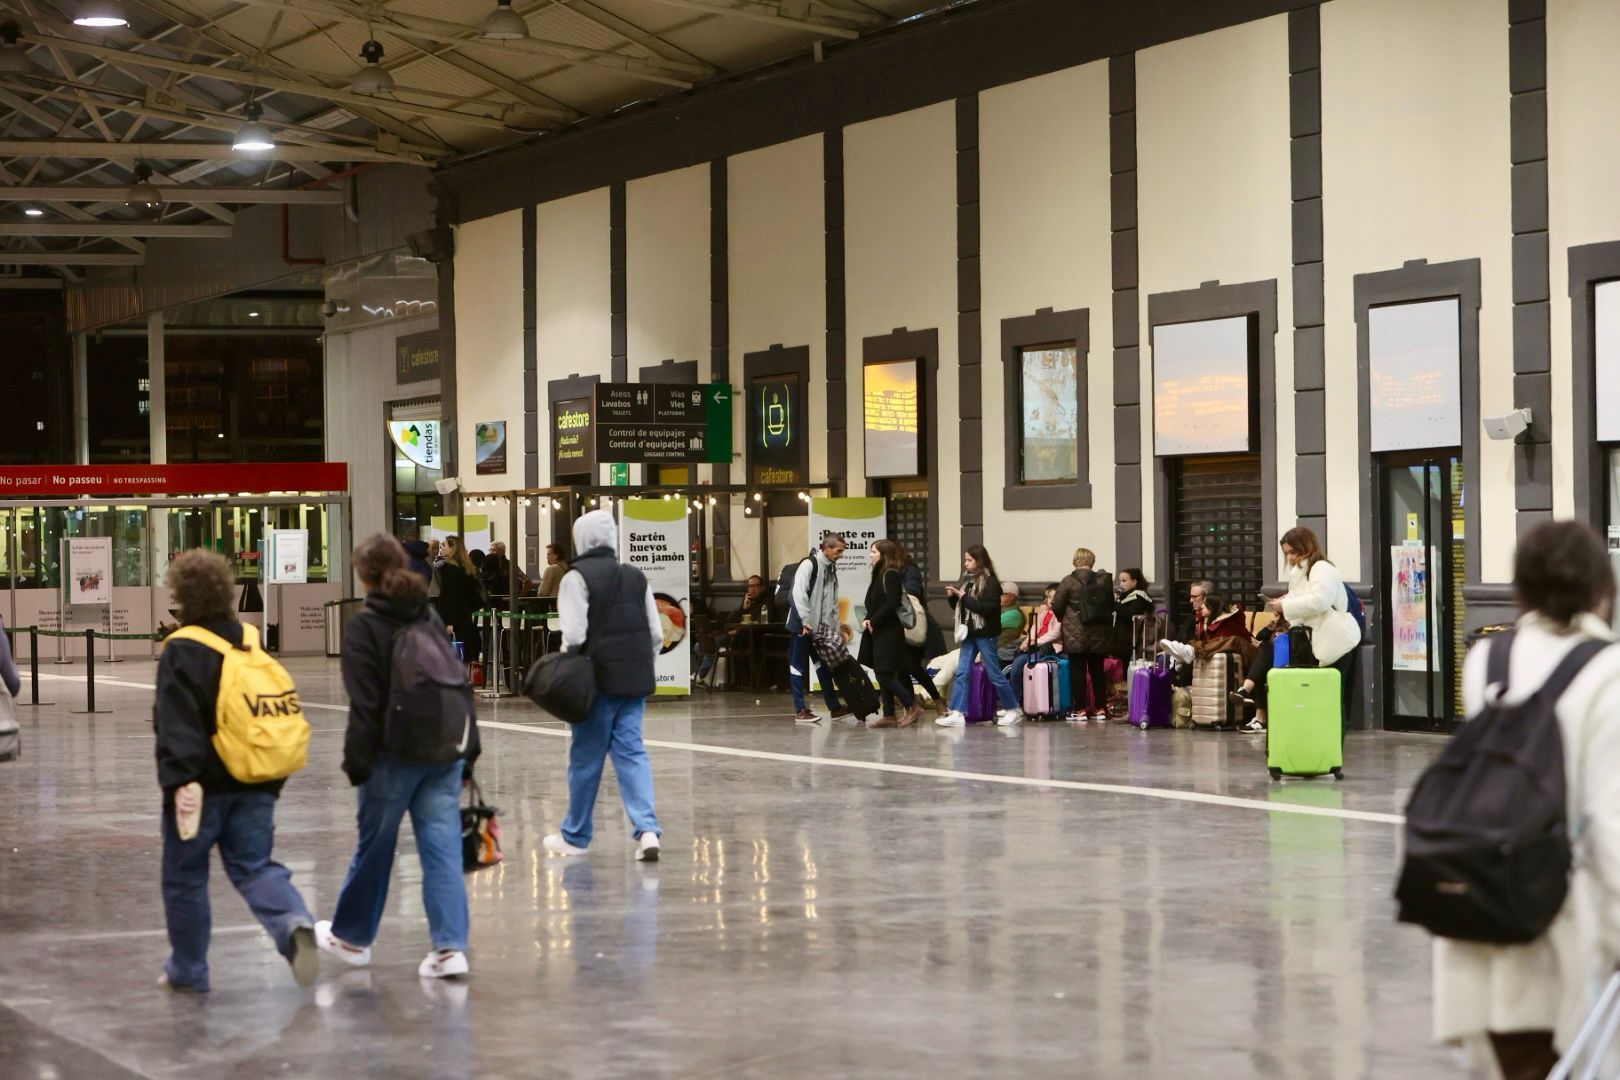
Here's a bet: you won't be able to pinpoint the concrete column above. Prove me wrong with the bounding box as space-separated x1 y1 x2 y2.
147 311 166 464
72 332 88 465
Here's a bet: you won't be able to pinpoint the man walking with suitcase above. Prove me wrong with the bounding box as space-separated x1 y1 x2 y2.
790 534 869 723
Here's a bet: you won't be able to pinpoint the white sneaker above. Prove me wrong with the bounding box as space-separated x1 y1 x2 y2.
542 833 588 857
418 950 469 979
995 709 1023 726
1090 713 1109 724
314 920 371 968
635 833 661 862
935 711 966 727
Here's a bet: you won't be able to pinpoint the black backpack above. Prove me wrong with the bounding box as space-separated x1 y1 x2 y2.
1394 630 1605 944
383 615 478 763
1077 570 1115 627
775 556 816 613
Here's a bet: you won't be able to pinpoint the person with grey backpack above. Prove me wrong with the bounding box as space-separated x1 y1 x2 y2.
317 534 481 980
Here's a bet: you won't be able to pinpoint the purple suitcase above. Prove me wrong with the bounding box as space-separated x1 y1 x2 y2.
1131 655 1173 730
966 660 998 723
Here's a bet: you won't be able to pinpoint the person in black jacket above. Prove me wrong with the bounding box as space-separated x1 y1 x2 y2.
858 539 923 728
897 543 944 708
435 535 484 666
316 534 480 981
937 544 1022 727
541 510 666 862
1111 568 1154 659
153 549 316 992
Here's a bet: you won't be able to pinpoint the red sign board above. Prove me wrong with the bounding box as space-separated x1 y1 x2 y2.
0 463 348 498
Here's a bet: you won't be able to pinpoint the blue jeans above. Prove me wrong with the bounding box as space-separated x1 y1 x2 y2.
948 636 1020 712
562 692 659 849
331 757 468 953
788 631 840 713
160 789 312 991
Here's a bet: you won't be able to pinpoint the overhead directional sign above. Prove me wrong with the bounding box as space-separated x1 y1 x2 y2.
593 382 733 464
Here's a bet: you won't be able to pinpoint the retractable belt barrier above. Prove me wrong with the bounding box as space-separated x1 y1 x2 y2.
22 625 162 714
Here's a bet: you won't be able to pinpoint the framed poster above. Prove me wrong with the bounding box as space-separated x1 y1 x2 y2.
264 529 309 585
64 537 113 606
474 421 507 475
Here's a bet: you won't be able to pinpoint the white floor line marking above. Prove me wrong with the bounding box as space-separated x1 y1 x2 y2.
40 673 1405 826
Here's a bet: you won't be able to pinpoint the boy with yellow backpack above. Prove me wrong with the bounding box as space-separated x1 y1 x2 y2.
154 549 316 992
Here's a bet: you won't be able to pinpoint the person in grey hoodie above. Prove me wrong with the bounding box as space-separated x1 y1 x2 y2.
542 510 667 863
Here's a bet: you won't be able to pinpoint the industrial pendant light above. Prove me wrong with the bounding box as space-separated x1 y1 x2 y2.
480 0 528 41
232 100 275 152
125 162 164 212
350 39 394 96
73 0 128 28
0 22 35 75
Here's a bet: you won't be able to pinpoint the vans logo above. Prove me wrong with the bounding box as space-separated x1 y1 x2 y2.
242 690 302 717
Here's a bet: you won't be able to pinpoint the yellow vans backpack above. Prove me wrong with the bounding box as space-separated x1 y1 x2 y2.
167 622 309 783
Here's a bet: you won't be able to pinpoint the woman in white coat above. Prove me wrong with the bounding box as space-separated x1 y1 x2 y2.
1258 526 1362 722
1432 521 1620 1079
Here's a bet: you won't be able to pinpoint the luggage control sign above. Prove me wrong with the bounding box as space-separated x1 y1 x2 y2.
593 383 733 465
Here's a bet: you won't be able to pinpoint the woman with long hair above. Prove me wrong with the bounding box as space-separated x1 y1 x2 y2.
937 544 1022 727
894 540 944 708
1261 525 1361 721
317 534 480 980
435 535 485 666
858 538 922 728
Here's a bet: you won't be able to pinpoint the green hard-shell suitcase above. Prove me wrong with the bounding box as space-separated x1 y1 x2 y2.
1266 666 1343 780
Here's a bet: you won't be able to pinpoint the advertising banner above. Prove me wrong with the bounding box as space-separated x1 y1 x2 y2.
621 499 690 696
807 497 887 675
264 529 309 585
395 329 441 384
553 396 595 479
474 421 507 475
388 419 442 470
1391 543 1437 672
64 537 113 606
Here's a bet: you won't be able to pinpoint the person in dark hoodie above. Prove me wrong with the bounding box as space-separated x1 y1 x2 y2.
153 549 317 992
402 535 432 585
316 534 480 980
541 510 665 862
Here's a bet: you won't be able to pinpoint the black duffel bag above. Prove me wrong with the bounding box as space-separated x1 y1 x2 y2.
523 649 597 724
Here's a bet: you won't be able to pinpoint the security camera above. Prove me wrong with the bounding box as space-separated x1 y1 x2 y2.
1483 408 1532 442
433 476 462 496
321 300 338 318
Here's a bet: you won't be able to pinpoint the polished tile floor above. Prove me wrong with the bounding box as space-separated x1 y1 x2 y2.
0 658 1464 1078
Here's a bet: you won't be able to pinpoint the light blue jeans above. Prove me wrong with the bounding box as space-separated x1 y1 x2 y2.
331 756 468 953
947 635 1020 712
562 692 660 849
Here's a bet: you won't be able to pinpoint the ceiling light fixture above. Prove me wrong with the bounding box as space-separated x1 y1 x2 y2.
0 22 34 75
350 39 394 96
125 162 163 211
22 206 42 217
232 100 275 152
248 310 261 318
72 0 128 28
480 0 529 41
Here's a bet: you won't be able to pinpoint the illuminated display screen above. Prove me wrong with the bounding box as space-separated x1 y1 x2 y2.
1596 282 1620 441
552 396 594 479
747 373 803 484
1368 298 1461 453
1152 316 1254 456
1019 344 1079 482
863 358 921 478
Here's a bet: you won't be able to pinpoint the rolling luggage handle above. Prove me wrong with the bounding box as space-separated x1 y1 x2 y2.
1550 967 1620 1080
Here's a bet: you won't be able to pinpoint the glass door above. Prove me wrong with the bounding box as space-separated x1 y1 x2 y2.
1380 453 1463 732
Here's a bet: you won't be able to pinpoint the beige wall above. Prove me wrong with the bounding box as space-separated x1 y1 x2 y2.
453 210 524 494
1548 0 1620 519
729 136 827 577
1137 15 1295 583
627 164 710 375
536 187 613 486
1321 0 1512 580
844 102 959 574
978 61 1116 582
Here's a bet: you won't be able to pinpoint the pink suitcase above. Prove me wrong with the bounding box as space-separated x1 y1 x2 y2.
1022 660 1051 716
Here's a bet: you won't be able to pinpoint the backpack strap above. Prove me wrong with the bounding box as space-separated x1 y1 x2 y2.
1534 637 1611 704
167 623 253 654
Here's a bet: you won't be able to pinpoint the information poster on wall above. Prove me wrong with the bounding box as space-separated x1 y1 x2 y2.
64 537 113 606
474 421 507 475
264 529 308 585
1390 543 1439 672
807 497 887 679
620 499 690 696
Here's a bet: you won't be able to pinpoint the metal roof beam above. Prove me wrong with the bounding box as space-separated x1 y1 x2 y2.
0 221 231 237
635 0 874 39
0 251 143 265
0 139 424 163
0 183 344 203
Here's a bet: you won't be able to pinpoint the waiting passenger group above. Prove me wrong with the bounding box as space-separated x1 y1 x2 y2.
150 510 658 991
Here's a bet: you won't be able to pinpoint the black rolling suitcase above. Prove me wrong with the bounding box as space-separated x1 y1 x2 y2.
827 658 879 722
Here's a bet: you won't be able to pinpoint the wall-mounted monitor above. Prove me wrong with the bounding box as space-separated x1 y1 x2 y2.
1368 298 1461 453
1596 281 1620 441
1152 315 1255 456
863 358 922 479
747 372 805 485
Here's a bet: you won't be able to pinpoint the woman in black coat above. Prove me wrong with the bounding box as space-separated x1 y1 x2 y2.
435 536 485 665
1111 567 1154 659
857 539 921 729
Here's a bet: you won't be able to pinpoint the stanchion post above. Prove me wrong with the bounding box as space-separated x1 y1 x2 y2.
84 628 96 713
23 627 51 707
